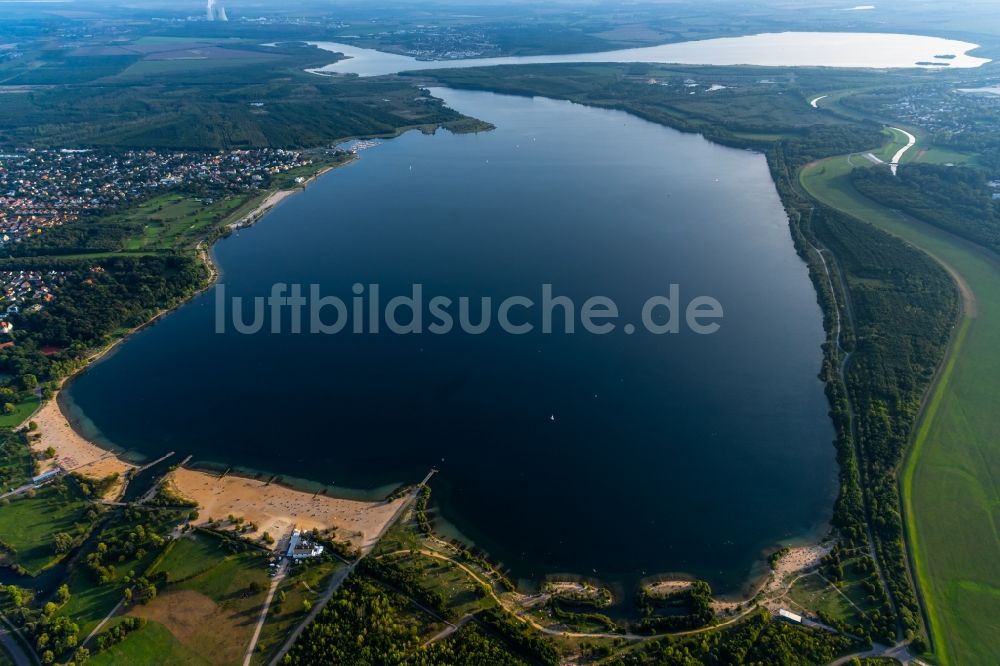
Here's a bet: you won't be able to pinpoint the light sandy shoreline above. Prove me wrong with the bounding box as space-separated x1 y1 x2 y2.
226 164 339 231
17 153 835 582
30 392 406 549
167 468 406 549
18 162 407 548
226 189 296 230
31 396 134 498
760 543 832 612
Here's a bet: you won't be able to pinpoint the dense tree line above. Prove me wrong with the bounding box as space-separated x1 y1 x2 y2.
810 205 956 641
282 575 545 666
1 583 85 665
770 134 958 646
0 428 33 489
0 254 206 393
600 613 854 666
0 44 477 150
94 616 146 652
83 507 171 584
417 624 533 666
8 223 139 257
635 582 715 634
851 163 1000 253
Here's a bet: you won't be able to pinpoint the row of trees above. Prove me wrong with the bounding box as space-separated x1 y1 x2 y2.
771 126 959 646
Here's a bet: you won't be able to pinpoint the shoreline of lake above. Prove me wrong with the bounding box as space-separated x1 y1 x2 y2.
304 31 990 78
53 87 838 598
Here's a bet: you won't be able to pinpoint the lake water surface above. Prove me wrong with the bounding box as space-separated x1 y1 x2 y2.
65 88 837 593
307 31 989 77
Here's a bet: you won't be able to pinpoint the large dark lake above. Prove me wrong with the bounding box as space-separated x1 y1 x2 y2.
64 88 836 593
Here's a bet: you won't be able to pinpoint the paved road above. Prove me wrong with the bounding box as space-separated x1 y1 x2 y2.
266 468 438 666
423 612 476 646
243 560 288 666
0 483 34 501
829 640 914 665
82 599 125 648
0 617 37 666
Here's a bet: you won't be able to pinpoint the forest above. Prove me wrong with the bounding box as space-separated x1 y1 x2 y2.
0 42 485 150
851 164 1000 253
280 576 537 666
0 255 207 394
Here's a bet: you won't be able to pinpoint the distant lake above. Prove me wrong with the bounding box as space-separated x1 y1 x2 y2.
307 32 989 77
65 88 837 593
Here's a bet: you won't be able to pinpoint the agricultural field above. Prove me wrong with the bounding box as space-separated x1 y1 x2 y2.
801 146 1000 665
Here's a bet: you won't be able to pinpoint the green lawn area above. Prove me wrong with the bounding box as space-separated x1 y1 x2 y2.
88 618 208 666
108 191 259 252
0 481 93 575
789 572 864 627
83 532 271 665
801 148 1000 665
149 531 230 583
174 546 268 601
0 395 40 429
380 551 493 620
59 567 123 638
80 531 271 665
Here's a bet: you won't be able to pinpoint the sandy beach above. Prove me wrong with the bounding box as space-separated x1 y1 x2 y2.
30 395 135 498
644 580 694 597
168 468 406 549
16 162 397 547
761 543 832 612
227 189 296 230
29 393 407 548
28 394 407 549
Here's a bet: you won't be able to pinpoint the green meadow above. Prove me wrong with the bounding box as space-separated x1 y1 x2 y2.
0 481 93 575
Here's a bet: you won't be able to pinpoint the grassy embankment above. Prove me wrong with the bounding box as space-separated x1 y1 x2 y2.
800 149 1000 665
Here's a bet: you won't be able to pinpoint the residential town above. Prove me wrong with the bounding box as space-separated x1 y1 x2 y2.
0 148 313 245
0 270 66 334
